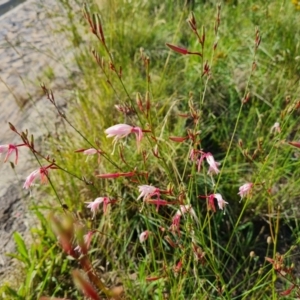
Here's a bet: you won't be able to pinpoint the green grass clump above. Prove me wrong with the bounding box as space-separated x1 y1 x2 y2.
2 0 300 299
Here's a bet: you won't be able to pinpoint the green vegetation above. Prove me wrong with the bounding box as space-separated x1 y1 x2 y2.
2 0 300 299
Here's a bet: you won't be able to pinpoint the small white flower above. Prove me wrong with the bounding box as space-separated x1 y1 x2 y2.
270 122 281 134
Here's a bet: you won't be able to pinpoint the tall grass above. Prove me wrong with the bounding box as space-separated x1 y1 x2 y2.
2 0 300 299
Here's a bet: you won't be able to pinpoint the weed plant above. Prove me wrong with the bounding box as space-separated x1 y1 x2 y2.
2 0 300 299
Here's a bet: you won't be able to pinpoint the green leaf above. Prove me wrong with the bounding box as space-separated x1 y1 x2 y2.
2 285 24 299
13 232 30 266
6 253 29 265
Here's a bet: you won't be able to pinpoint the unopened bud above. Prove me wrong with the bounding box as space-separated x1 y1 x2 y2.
242 92 250 104
72 270 100 300
146 91 151 113
169 136 188 142
267 236 272 244
201 25 205 45
8 122 16 132
250 251 255 258
93 13 105 45
252 149 259 159
213 41 218 50
153 144 159 158
136 92 144 112
30 134 34 149
166 43 202 57
255 27 261 49
9 162 15 170
291 245 297 251
288 141 300 149
188 12 197 31
166 43 188 55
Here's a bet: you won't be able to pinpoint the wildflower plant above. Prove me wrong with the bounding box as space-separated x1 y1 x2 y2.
3 0 300 299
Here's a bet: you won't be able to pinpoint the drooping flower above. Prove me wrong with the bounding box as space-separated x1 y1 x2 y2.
213 193 228 210
0 144 19 164
85 198 103 217
238 183 253 199
105 124 143 152
205 153 220 175
137 185 159 201
139 230 150 243
190 150 220 175
207 193 228 212
85 197 111 217
23 164 55 189
23 169 40 189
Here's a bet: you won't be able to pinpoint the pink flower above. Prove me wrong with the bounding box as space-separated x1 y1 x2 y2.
207 193 228 212
206 153 220 175
238 183 253 199
85 198 103 217
83 148 98 155
137 185 159 200
23 169 40 189
139 230 150 243
105 124 143 151
75 148 102 163
190 150 220 175
171 205 199 234
85 197 114 217
23 164 55 189
83 148 102 164
0 144 19 164
213 193 228 210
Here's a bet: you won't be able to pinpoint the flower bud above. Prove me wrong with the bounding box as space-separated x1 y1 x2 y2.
250 251 255 258
72 270 100 300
